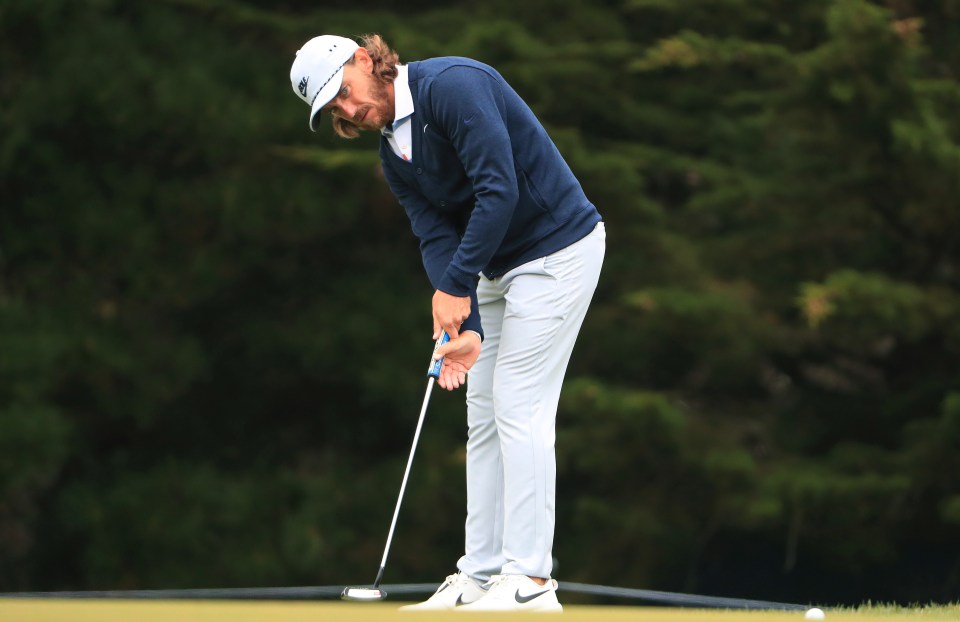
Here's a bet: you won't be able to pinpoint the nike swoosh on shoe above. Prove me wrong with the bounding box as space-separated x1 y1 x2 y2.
514 589 550 604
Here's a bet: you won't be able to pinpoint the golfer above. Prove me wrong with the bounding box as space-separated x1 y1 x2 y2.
289 34 604 612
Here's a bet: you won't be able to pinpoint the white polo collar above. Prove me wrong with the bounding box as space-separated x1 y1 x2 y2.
382 64 413 137
393 64 414 121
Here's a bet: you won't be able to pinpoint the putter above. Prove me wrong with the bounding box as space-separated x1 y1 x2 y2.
341 331 451 602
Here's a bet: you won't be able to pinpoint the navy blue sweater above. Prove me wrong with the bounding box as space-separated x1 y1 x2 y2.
379 57 601 339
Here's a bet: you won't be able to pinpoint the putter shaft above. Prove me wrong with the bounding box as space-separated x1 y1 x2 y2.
375 376 436 587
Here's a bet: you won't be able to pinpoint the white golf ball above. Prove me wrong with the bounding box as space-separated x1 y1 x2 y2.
805 607 825 620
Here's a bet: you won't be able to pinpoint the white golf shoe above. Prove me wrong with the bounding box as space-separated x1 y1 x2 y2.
399 572 487 611
457 574 563 613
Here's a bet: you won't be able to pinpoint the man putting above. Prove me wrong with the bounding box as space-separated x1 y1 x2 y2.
289 33 604 612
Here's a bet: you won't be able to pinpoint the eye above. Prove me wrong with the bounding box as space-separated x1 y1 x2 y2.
339 85 349 98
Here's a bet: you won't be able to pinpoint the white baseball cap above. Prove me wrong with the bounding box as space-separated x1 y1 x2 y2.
290 35 360 131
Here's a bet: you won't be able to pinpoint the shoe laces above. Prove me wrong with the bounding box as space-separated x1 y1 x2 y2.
482 574 522 592
444 571 477 589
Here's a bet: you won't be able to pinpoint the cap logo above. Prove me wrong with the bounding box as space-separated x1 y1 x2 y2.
298 76 309 97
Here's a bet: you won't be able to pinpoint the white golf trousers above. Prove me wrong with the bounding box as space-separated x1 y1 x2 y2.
457 221 605 581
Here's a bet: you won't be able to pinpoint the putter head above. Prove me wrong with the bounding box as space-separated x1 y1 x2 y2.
341 586 387 601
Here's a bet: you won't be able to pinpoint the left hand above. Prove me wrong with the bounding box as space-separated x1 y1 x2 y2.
433 331 482 391
433 290 471 340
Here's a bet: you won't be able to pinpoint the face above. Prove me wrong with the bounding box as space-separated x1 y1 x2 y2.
324 50 394 133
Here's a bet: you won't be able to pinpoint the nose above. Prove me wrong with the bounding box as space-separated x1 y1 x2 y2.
337 100 358 120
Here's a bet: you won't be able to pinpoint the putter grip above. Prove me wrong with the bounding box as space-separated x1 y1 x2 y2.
427 331 450 378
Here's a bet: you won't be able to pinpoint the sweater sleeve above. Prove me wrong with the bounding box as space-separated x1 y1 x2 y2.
427 66 520 297
380 156 484 340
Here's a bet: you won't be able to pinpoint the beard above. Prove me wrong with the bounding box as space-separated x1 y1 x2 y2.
350 78 395 131
331 74 396 139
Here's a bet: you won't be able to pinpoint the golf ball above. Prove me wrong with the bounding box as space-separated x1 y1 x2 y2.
805 607 825 620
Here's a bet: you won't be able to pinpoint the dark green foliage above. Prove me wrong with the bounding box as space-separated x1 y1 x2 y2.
1 0 959 606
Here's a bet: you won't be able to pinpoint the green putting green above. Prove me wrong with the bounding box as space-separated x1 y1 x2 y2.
2 600 958 622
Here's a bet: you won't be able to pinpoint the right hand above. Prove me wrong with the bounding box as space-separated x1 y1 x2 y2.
433 331 482 391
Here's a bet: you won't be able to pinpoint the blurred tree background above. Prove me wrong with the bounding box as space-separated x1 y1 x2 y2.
2 0 959 606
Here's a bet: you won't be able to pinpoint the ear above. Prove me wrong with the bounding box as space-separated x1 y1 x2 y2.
354 47 374 72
